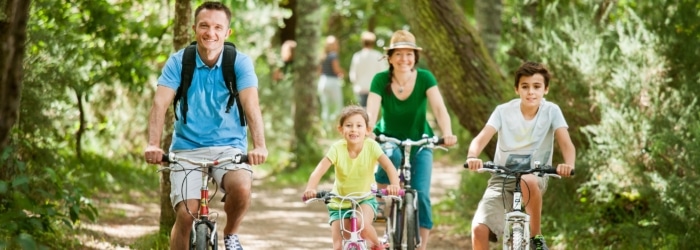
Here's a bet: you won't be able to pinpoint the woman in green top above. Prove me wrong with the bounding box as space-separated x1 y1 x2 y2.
366 30 457 250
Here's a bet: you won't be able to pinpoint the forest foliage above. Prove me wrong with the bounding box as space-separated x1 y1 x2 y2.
1 0 699 249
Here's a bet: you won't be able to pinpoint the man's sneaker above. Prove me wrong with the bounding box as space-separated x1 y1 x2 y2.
224 234 243 250
530 235 549 250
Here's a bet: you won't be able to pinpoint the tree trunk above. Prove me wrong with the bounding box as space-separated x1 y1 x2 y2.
158 0 191 235
403 0 510 157
0 0 30 151
279 0 297 43
290 0 322 170
475 0 502 57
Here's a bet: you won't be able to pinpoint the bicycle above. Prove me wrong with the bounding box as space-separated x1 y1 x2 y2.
375 134 445 250
159 152 248 250
304 189 405 250
465 161 574 250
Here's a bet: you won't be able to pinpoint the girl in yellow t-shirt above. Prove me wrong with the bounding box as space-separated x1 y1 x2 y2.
304 105 400 250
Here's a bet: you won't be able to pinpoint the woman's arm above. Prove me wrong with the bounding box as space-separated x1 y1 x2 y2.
365 93 382 136
332 58 345 78
426 86 457 146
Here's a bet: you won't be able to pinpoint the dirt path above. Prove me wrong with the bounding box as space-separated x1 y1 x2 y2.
79 164 470 249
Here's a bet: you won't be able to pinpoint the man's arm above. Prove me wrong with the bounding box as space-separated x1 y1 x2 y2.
144 86 176 164
239 87 268 165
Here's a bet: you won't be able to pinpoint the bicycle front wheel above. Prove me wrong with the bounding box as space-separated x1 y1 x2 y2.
509 222 527 250
192 223 210 250
388 199 403 250
404 192 418 250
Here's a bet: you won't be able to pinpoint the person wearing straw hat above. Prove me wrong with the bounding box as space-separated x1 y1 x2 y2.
366 29 458 250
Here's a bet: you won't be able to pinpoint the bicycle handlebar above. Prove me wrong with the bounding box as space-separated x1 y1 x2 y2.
303 189 405 203
463 161 575 177
376 134 445 147
160 152 248 165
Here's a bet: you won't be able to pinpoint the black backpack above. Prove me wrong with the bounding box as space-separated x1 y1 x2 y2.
173 41 246 126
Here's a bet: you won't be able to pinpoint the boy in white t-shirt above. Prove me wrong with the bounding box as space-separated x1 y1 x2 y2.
464 62 576 250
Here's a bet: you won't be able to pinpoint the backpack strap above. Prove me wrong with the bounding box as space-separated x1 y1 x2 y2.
174 41 198 124
221 41 246 127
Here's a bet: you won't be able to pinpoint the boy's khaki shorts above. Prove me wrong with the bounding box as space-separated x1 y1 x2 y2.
169 146 252 208
471 174 548 238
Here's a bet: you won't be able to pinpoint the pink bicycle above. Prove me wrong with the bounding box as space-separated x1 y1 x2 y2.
304 189 404 250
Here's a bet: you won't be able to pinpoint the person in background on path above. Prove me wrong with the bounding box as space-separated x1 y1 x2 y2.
365 29 458 250
464 62 575 250
143 2 268 250
349 31 387 107
318 35 345 125
304 105 400 250
272 40 296 82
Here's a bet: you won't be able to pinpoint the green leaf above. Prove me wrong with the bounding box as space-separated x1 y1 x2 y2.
0 181 7 194
11 176 29 188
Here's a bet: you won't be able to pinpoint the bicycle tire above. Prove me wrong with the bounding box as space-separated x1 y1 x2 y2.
193 223 209 250
344 242 362 250
404 192 417 250
389 200 403 250
509 222 525 250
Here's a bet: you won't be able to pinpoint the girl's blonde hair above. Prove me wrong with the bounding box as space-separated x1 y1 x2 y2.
338 105 369 127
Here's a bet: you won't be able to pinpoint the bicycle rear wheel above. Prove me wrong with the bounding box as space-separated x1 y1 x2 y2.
404 192 418 250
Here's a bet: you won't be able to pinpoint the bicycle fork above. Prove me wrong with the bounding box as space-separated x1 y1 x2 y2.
343 205 367 250
503 190 530 249
191 171 218 247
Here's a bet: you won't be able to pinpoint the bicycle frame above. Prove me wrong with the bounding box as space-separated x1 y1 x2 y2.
470 161 567 250
160 152 248 250
305 190 403 250
376 134 444 250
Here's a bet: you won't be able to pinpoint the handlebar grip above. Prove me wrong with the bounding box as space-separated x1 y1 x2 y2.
302 190 330 202
541 168 558 174
436 138 445 145
378 189 405 196
238 154 249 163
464 161 495 169
539 166 574 176
161 154 171 163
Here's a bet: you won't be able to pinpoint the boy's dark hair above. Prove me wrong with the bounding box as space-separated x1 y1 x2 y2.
338 105 369 127
514 61 551 88
194 1 232 24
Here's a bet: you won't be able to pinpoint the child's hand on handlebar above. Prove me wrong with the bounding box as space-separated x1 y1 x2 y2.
556 164 574 177
303 189 317 200
465 157 483 171
386 184 400 196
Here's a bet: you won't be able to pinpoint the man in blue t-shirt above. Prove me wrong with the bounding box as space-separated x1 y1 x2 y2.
143 2 267 250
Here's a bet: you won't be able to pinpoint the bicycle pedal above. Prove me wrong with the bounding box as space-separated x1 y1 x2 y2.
375 216 387 223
